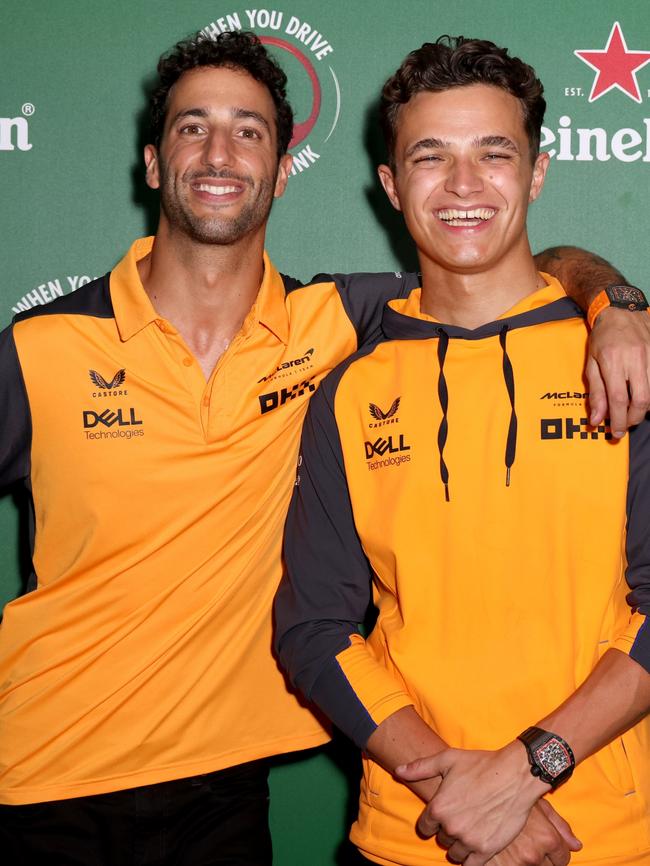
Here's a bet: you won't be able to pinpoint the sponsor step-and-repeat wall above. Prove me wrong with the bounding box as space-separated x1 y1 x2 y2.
1 1 648 862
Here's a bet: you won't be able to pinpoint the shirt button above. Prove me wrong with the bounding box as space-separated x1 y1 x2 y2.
182 357 193 367
203 397 210 407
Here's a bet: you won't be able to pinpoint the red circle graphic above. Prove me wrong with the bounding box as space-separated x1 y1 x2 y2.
260 36 322 149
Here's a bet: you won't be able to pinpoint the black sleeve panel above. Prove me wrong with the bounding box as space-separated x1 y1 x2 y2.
275 365 379 747
309 271 419 349
311 655 377 749
626 416 650 671
0 325 31 488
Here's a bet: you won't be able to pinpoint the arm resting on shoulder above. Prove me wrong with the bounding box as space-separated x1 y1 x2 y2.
535 245 650 433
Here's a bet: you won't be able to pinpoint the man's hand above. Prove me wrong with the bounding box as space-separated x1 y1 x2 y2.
485 800 581 866
587 308 650 436
434 799 581 866
396 742 549 865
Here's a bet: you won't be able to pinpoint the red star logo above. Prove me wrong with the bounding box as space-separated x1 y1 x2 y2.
575 22 650 103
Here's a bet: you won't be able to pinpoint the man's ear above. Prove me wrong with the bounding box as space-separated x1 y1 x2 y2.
377 164 402 212
144 144 160 191
274 153 294 199
529 151 550 203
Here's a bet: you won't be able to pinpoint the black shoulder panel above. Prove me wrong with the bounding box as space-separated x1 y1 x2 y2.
323 271 418 348
280 273 305 295
317 339 385 410
0 325 32 488
13 274 114 324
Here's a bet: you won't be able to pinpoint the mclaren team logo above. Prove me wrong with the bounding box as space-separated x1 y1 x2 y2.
200 8 340 176
257 348 314 383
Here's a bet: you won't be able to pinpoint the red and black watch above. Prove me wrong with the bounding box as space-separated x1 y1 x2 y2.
517 726 575 789
587 284 649 328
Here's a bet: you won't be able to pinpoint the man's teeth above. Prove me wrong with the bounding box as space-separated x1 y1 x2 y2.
196 183 239 196
438 208 496 225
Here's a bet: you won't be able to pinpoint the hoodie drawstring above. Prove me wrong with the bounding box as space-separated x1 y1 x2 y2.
499 325 518 488
435 325 518 500
436 328 450 502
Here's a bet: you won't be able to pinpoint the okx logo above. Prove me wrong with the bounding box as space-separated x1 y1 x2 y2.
259 378 316 414
540 417 612 440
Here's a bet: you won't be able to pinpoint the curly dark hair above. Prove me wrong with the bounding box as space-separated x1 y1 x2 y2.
149 31 294 157
379 36 546 168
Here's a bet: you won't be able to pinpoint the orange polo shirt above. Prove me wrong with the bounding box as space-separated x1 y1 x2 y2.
0 236 415 804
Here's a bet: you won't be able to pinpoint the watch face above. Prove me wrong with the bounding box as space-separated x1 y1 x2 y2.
534 738 571 778
608 285 648 309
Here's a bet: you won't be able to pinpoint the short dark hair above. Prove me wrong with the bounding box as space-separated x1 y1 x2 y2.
379 36 546 167
149 31 294 157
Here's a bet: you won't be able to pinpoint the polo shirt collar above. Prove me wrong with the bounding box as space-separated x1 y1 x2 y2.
110 237 290 345
111 237 159 341
254 251 290 345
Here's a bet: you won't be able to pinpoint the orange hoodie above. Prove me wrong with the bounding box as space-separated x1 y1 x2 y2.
277 278 650 865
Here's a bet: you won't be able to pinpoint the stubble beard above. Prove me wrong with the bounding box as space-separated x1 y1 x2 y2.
160 165 277 245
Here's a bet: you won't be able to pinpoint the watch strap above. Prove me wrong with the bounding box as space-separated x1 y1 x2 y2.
587 289 610 328
587 283 649 328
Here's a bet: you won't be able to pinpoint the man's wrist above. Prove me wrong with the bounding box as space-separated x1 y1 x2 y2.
517 726 575 790
587 284 649 328
501 740 552 805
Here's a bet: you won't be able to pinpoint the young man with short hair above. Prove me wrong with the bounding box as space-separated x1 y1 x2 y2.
276 36 650 866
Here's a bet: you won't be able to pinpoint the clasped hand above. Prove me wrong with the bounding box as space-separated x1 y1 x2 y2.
396 743 581 865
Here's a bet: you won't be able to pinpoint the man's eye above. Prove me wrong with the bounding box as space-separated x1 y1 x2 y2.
239 127 261 139
484 152 511 161
414 154 442 163
180 124 203 135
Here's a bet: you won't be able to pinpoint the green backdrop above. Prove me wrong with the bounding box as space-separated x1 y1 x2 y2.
1 0 649 862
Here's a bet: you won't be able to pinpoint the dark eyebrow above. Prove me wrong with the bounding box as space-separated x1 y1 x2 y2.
168 106 271 134
475 135 519 152
404 137 448 159
233 108 271 133
405 134 521 159
169 107 209 126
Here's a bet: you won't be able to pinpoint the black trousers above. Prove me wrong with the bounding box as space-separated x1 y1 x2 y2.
0 760 272 866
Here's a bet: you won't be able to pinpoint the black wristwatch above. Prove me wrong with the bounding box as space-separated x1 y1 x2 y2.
588 283 649 327
517 726 575 789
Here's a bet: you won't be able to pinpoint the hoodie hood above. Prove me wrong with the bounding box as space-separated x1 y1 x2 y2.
381 275 585 499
